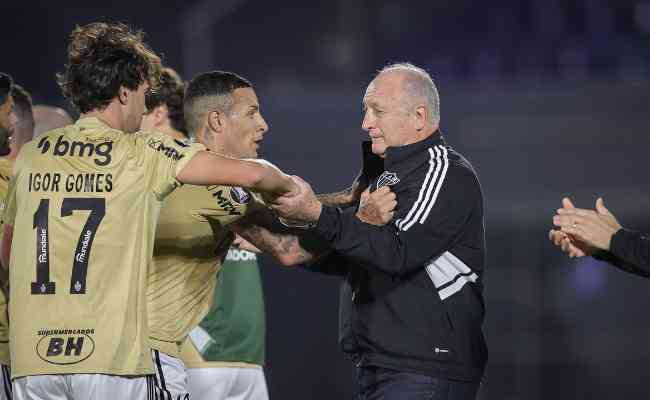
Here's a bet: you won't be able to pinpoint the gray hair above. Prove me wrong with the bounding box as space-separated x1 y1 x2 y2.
378 62 440 124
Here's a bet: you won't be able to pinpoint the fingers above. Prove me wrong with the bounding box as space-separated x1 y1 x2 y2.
553 214 584 228
556 207 597 217
595 197 612 216
383 210 395 222
549 229 565 246
549 229 587 258
562 197 575 209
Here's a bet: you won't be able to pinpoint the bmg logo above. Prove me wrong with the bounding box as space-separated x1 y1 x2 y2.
37 136 113 166
36 334 95 365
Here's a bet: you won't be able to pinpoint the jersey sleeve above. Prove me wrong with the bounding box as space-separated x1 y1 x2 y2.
139 133 206 200
196 185 261 226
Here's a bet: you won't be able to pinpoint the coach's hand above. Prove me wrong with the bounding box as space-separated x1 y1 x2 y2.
271 176 323 224
356 186 396 226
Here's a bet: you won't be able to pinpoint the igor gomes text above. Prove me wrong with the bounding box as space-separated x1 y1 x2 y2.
28 172 113 193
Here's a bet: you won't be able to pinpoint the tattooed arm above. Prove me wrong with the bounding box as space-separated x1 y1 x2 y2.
316 169 369 208
229 205 331 267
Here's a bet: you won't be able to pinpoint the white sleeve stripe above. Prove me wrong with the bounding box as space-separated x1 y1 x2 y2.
400 146 448 231
418 146 449 224
396 146 438 230
424 251 478 301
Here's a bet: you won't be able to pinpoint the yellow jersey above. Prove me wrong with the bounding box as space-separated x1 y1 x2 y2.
3 118 203 378
0 157 12 365
148 183 261 356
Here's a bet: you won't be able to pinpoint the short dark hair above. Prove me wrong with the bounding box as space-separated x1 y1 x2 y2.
184 71 252 136
0 72 13 105
145 67 186 134
57 22 162 113
12 84 33 119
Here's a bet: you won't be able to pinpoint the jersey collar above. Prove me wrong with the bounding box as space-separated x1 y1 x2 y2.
384 130 445 169
74 117 112 131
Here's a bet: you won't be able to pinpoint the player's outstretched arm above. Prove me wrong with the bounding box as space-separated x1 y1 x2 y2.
177 151 297 196
231 184 396 267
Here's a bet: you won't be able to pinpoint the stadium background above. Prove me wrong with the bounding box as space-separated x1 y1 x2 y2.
2 0 650 398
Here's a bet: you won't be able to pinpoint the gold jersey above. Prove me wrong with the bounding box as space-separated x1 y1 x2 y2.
148 183 261 356
0 157 12 365
3 118 204 378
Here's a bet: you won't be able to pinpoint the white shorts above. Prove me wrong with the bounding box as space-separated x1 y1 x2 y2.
0 364 11 400
187 367 268 400
13 373 155 400
152 350 190 400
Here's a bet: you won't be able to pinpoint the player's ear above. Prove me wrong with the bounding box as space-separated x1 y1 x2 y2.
118 86 130 105
207 110 224 133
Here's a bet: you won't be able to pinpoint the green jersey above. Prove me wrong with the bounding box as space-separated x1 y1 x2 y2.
181 248 265 368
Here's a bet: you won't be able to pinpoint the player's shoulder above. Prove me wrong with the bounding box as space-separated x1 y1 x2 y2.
133 130 201 160
180 184 257 216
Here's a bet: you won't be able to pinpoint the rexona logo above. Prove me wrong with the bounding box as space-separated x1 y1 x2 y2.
36 332 95 365
37 136 113 166
147 138 185 161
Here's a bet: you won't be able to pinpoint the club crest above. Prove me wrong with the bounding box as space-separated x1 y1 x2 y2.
376 171 400 189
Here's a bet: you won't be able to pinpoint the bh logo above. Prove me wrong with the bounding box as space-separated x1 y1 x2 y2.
36 334 95 365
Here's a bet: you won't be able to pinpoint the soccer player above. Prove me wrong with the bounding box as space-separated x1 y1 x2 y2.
147 70 277 399
0 22 296 400
0 72 17 400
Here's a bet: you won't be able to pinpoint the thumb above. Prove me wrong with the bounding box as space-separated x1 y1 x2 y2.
596 197 612 216
360 188 370 202
562 197 575 209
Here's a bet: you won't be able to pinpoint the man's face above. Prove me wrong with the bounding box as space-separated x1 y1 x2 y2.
0 96 16 155
361 73 412 158
213 87 268 159
124 83 149 133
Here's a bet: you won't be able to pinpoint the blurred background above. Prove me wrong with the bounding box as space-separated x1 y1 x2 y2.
3 0 650 398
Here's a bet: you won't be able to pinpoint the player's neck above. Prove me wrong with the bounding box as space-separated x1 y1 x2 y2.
212 143 236 158
80 103 126 132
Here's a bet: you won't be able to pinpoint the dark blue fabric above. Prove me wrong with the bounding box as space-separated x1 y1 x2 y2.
356 366 480 400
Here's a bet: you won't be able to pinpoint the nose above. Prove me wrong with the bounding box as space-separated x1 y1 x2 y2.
257 114 269 134
361 110 373 131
